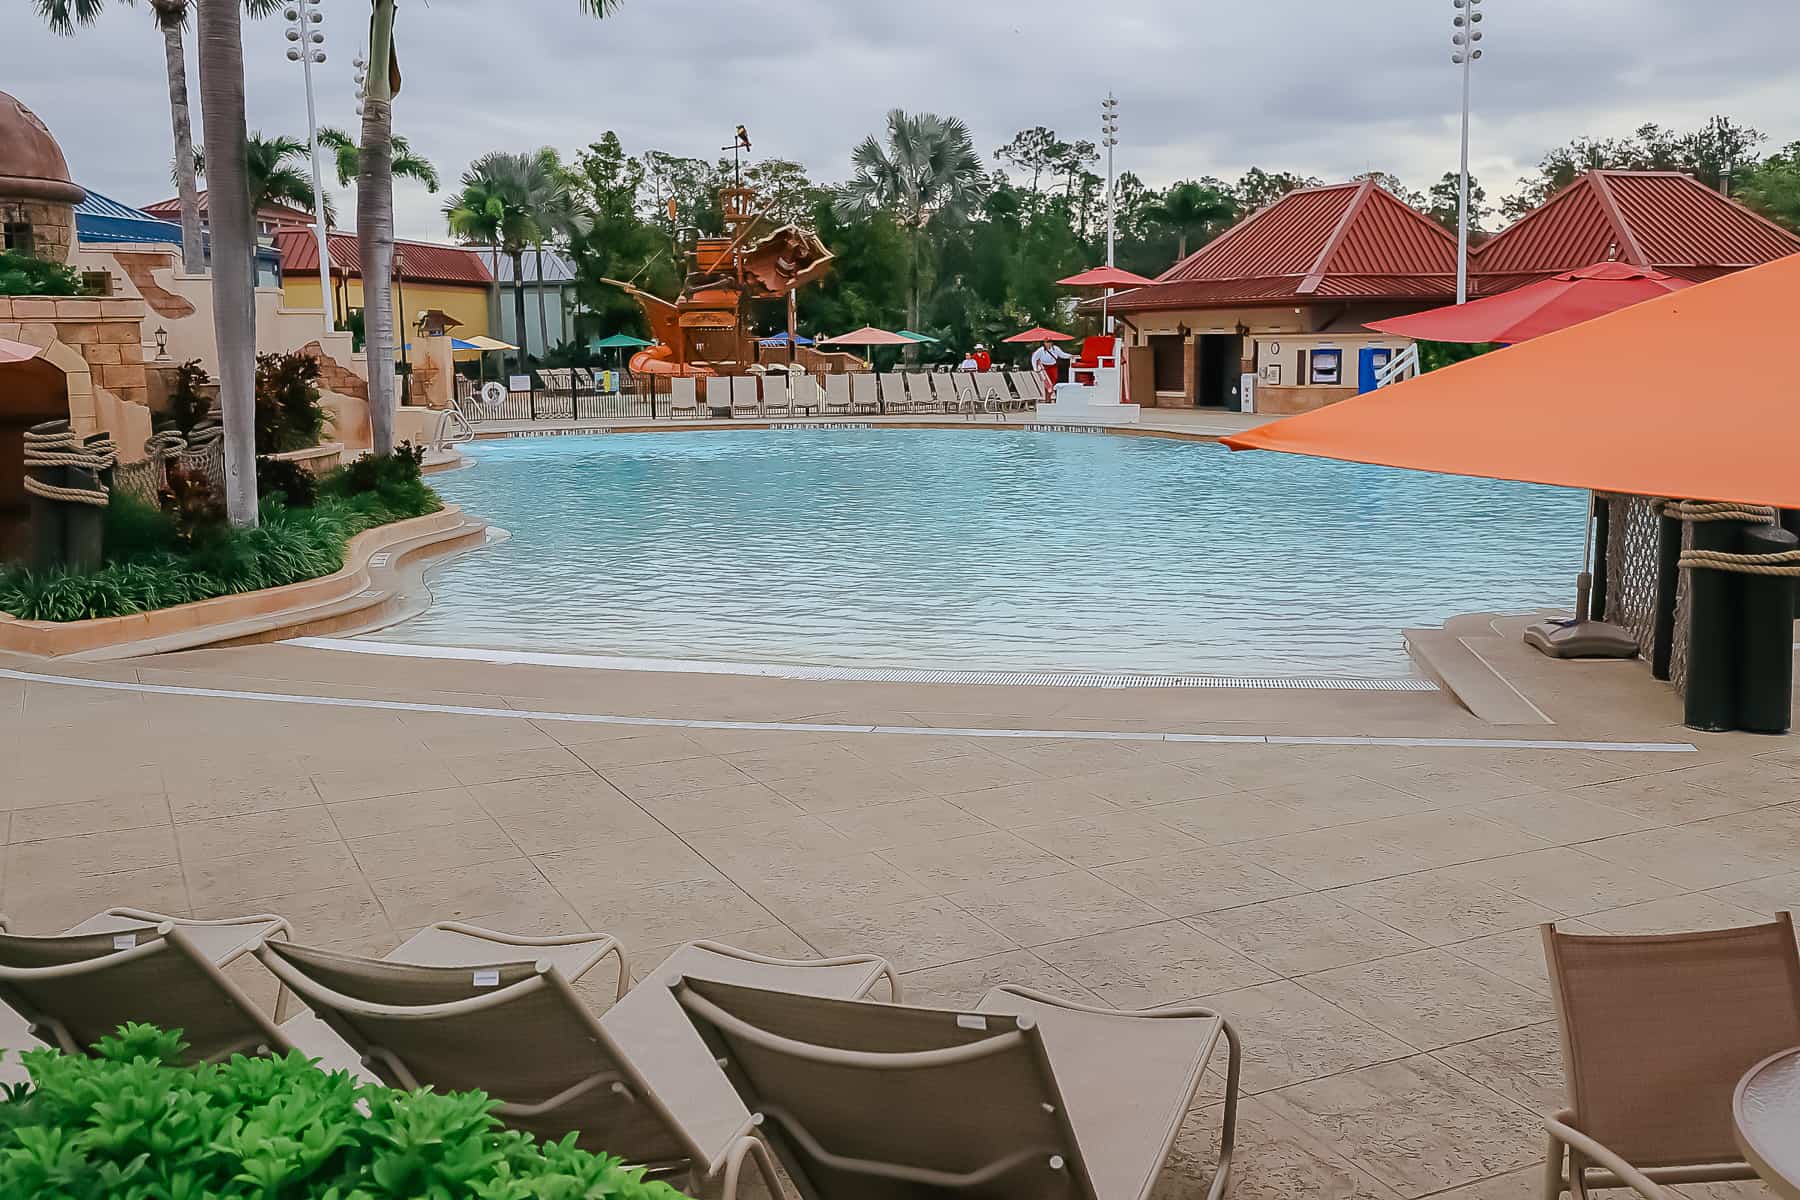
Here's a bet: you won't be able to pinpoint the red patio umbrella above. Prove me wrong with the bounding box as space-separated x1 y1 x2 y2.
1365 262 1691 345
1057 266 1156 288
1003 327 1075 344
818 326 914 347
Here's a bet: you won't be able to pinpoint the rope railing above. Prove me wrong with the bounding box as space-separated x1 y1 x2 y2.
22 427 116 507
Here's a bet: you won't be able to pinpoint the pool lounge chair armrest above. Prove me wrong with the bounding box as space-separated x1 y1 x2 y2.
1544 1111 1679 1200
682 940 901 1002
426 922 630 1000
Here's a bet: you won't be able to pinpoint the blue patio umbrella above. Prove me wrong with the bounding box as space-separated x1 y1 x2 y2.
403 338 482 352
759 332 815 347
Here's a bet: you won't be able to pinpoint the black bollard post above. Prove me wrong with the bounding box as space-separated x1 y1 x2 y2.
25 420 69 573
1734 523 1797 735
1650 508 1682 681
1683 516 1743 732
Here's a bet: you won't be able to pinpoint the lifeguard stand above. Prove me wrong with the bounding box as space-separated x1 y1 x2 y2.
1036 336 1141 425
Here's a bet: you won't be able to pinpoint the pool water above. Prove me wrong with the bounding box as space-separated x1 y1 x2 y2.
385 429 1587 677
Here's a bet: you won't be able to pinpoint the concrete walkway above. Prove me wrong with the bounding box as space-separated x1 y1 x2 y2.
0 642 1789 1199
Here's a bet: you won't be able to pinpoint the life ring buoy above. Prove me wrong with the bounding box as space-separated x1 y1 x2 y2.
480 381 508 407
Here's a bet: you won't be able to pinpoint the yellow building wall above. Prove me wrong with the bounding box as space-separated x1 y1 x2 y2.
281 277 491 344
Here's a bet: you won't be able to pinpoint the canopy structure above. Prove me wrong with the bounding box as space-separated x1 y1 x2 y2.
1224 253 1800 509
1366 262 1691 345
463 335 518 353
1004 327 1074 344
1058 266 1156 288
819 326 913 347
590 332 653 350
897 330 940 343
758 332 815 348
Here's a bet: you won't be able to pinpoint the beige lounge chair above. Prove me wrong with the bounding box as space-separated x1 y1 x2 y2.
822 374 853 416
900 372 935 414
788 372 821 416
976 371 1018 411
950 371 990 418
927 372 968 416
668 376 701 419
848 373 881 415
730 376 763 419
1540 913 1800 1200
878 374 912 415
1009 369 1045 404
673 977 1239 1200
262 936 896 1199
761 375 792 418
0 909 295 1064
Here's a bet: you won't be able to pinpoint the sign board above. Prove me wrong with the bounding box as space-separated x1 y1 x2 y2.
508 374 532 393
1240 373 1257 413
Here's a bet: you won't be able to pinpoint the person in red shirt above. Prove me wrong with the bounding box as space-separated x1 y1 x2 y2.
972 343 992 372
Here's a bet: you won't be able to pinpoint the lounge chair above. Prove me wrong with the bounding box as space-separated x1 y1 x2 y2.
789 372 822 416
1009 370 1045 404
673 977 1239 1200
730 376 762 419
1539 913 1800 1199
761 375 792 419
261 936 897 1199
849 374 881 415
930 372 971 416
822 374 853 416
950 371 991 419
976 371 1018 411
900 372 943 415
879 374 912 415
0 908 295 1065
668 377 701 419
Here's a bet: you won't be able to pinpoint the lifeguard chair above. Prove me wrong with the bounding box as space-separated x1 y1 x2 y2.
1037 335 1140 425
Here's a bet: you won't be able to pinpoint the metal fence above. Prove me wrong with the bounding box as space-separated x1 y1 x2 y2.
455 382 658 424
1601 492 1690 691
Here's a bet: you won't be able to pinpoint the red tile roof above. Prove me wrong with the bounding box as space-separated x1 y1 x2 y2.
1471 171 1800 294
1111 180 1459 313
142 190 314 224
272 227 494 286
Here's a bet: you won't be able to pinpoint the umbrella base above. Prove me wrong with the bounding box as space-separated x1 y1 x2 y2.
1522 618 1640 660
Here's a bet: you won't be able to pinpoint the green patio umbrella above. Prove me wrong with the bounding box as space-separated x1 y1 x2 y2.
897 330 940 343
589 332 655 383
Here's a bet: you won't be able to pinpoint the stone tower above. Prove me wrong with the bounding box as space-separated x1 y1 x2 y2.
0 91 85 265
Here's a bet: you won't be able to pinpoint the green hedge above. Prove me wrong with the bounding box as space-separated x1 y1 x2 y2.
0 469 441 623
0 1024 684 1199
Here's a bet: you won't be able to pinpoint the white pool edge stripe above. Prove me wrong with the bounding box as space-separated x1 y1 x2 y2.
285 637 1441 693
0 667 1696 754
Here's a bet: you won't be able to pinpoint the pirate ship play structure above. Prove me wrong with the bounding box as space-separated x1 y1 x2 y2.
605 171 859 379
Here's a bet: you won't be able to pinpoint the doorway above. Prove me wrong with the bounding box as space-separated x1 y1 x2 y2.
1150 335 1185 400
0 357 72 561
1197 334 1242 408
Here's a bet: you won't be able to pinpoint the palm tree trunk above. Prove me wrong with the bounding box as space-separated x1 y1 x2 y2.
194 0 258 527
1178 231 1189 260
358 0 398 455
534 242 551 357
159 12 205 276
512 250 530 366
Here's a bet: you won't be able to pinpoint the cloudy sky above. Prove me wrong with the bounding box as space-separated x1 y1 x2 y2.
6 0 1796 241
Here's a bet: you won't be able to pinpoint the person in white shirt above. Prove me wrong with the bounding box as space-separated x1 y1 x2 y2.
957 352 978 371
1030 339 1072 396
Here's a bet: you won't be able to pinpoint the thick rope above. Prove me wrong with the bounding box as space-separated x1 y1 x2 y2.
1679 548 1800 577
1655 499 1778 525
22 429 115 507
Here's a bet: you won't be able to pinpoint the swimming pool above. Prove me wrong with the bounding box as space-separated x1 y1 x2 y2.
380 429 1586 678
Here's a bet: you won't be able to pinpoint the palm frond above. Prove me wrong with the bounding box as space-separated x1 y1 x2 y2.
34 0 109 36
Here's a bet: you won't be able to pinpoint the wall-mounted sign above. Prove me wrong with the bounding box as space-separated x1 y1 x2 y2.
509 375 532 392
1310 349 1343 386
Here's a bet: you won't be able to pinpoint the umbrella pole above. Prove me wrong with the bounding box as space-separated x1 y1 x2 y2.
1574 491 1595 622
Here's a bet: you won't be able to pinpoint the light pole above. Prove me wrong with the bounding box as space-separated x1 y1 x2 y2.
1451 0 1484 305
285 0 334 331
1101 93 1119 332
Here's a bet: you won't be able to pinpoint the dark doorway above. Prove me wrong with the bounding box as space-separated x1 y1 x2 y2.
1150 335 1185 400
1197 334 1242 408
0 358 72 561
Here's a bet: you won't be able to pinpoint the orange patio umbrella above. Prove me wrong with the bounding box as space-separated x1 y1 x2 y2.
818 326 914 347
1365 262 1691 345
1003 327 1074 344
1224 252 1800 509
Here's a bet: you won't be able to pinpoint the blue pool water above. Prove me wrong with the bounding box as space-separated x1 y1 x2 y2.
386 429 1587 677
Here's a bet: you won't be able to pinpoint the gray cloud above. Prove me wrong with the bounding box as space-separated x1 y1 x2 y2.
5 0 1795 241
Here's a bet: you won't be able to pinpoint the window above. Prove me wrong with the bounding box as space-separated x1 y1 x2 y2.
2 221 32 255
1311 348 1343 385
1297 349 1309 387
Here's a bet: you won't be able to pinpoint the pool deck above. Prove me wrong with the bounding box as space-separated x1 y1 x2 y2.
2 636 1793 1199
458 405 1274 442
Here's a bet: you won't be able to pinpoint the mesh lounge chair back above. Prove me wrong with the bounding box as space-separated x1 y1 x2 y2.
878 374 910 413
669 377 699 415
849 374 881 413
950 372 984 409
924 374 960 411
676 977 1097 1200
1543 914 1800 1169
260 940 695 1166
823 374 853 412
1009 370 1044 402
790 372 821 411
730 376 762 415
0 924 288 1063
761 375 792 415
903 373 936 412
975 372 1012 407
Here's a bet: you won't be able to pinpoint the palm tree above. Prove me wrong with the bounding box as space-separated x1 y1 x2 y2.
1141 182 1237 260
316 127 439 193
522 148 593 358
444 153 540 366
836 110 987 333
193 0 257 527
356 0 619 453
195 133 335 225
35 0 278 277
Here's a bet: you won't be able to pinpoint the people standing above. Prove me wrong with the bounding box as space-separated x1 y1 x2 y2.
1031 339 1072 396
972 343 992 372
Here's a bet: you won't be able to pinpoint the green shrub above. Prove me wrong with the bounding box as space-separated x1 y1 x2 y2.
1419 340 1501 372
0 250 84 296
257 455 319 508
0 1023 684 1200
255 350 329 454
101 494 180 561
156 359 215 436
0 486 441 622
320 442 433 513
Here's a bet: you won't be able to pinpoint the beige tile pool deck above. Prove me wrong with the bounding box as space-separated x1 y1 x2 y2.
1 641 1794 1199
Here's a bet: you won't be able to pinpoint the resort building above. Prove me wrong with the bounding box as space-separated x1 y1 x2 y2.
1109 178 1459 415
141 190 315 242
72 189 183 249
470 245 581 353
1470 168 1800 292
273 227 494 342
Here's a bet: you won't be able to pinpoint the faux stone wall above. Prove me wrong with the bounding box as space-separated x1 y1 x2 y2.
8 199 75 264
0 295 151 456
